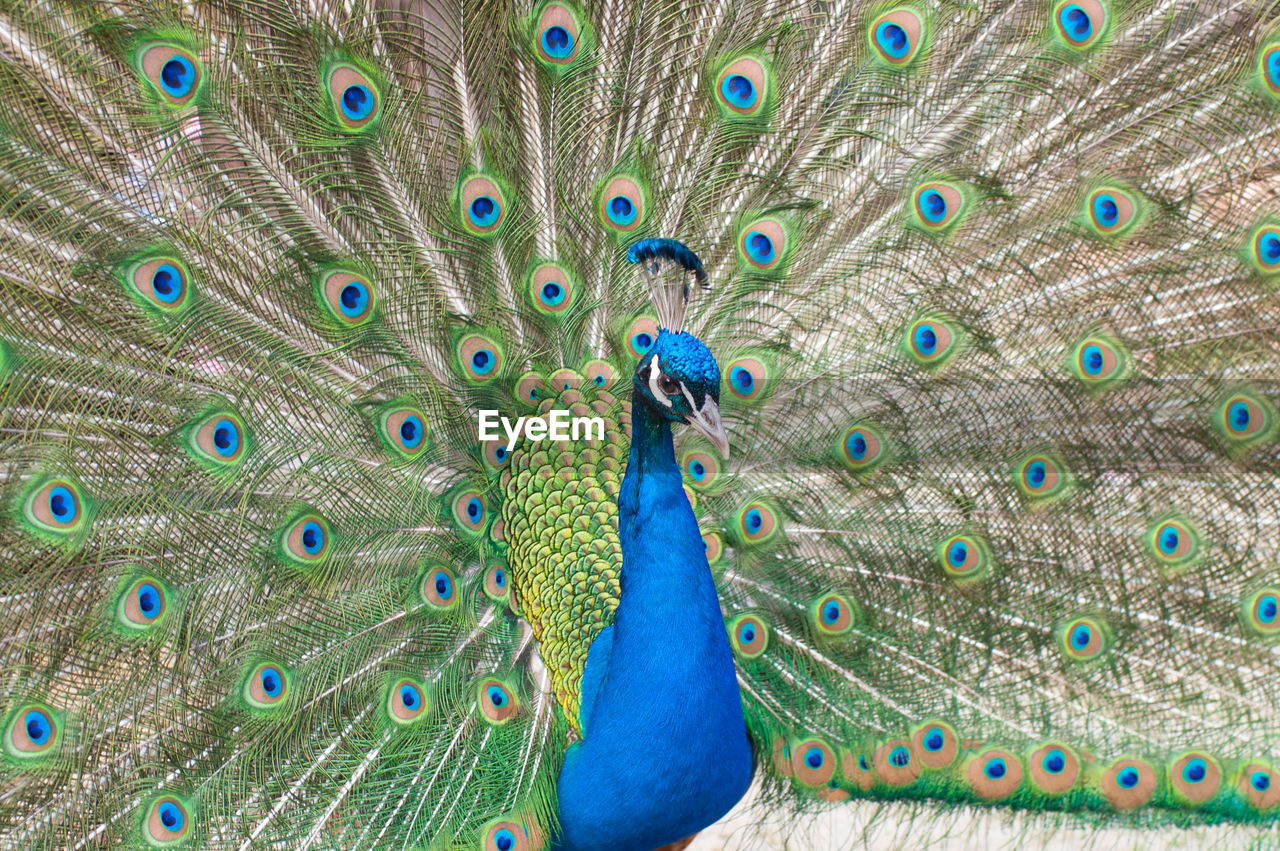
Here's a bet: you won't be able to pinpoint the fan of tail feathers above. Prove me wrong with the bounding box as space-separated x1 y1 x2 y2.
1 0 1279 847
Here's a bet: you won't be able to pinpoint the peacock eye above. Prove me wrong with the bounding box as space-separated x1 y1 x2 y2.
658 375 680 395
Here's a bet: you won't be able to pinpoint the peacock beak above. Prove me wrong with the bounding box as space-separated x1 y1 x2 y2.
686 397 730 459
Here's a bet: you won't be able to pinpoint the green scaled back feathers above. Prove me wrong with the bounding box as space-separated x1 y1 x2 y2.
0 0 1279 848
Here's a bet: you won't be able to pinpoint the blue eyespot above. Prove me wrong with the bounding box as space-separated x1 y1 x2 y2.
399 415 424 449
739 624 755 643
947 540 967 567
1253 771 1271 791
1060 4 1092 41
876 21 910 58
1117 767 1139 788
918 189 947 223
159 56 196 97
889 746 911 767
744 508 763 532
822 601 841 625
631 332 653 354
400 684 419 709
48 486 76 524
341 84 374 120
1159 526 1180 555
743 231 774 265
469 196 500 228
301 521 325 555
157 800 185 833
729 366 754 394
541 25 574 58
492 567 506 588
260 667 283 698
1042 749 1066 773
337 281 369 318
137 583 161 619
985 758 1007 779
804 746 824 769
847 432 867 460
923 729 944 751
1025 460 1046 487
540 282 566 306
1259 594 1279 624
23 711 50 746
720 73 756 109
913 324 937 356
151 263 183 304
487 685 507 707
1092 193 1119 227
211 419 239 457
1071 624 1091 649
471 349 496 375
689 461 706 481
493 828 516 851
1269 51 1280 89
433 570 453 601
1182 758 1207 783
605 195 637 226
467 497 483 521
1080 346 1103 375
1262 231 1280 264
1228 400 1251 433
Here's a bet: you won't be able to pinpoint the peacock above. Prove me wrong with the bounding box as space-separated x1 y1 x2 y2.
2 0 1280 848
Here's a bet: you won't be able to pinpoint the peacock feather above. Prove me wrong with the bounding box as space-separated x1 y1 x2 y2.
1 0 1279 848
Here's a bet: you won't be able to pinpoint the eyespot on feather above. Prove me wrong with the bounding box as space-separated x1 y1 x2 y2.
714 55 771 119
791 739 837 787
1053 0 1108 50
450 488 488 533
838 422 889 474
527 261 576 316
911 181 965 233
724 357 769 402
736 217 788 272
326 62 381 131
484 563 510 602
623 316 659 360
582 359 617 389
117 575 171 631
243 662 290 711
1216 390 1275 448
1059 615 1110 662
905 315 960 367
124 256 192 313
1013 452 1070 500
316 270 375 325
142 793 194 846
1238 763 1280 809
1247 223 1280 274
874 738 921 787
1084 186 1139 236
938 533 990 583
187 410 247 467
419 564 459 610
1099 758 1156 810
514 372 549 406
459 175 508 237
1028 743 1080 795
728 613 769 658
1069 334 1130 388
967 749 1023 800
733 501 779 545
1260 44 1280 98
1168 752 1221 804
381 406 429 458
533 3 584 67
280 514 331 565
457 334 503 383
840 748 876 791
810 592 857 637
869 7 926 66
4 703 60 760
478 678 519 724
682 450 720 491
911 721 959 769
598 175 646 233
703 530 725 565
1243 587 1280 638
483 819 534 851
23 478 88 535
136 43 203 106
386 677 428 725
1146 515 1201 570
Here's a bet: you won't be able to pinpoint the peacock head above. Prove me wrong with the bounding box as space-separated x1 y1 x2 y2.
633 329 729 457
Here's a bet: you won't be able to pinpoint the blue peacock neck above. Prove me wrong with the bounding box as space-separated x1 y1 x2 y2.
552 391 753 851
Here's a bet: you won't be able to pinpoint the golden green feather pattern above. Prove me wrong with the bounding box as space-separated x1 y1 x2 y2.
499 374 628 733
